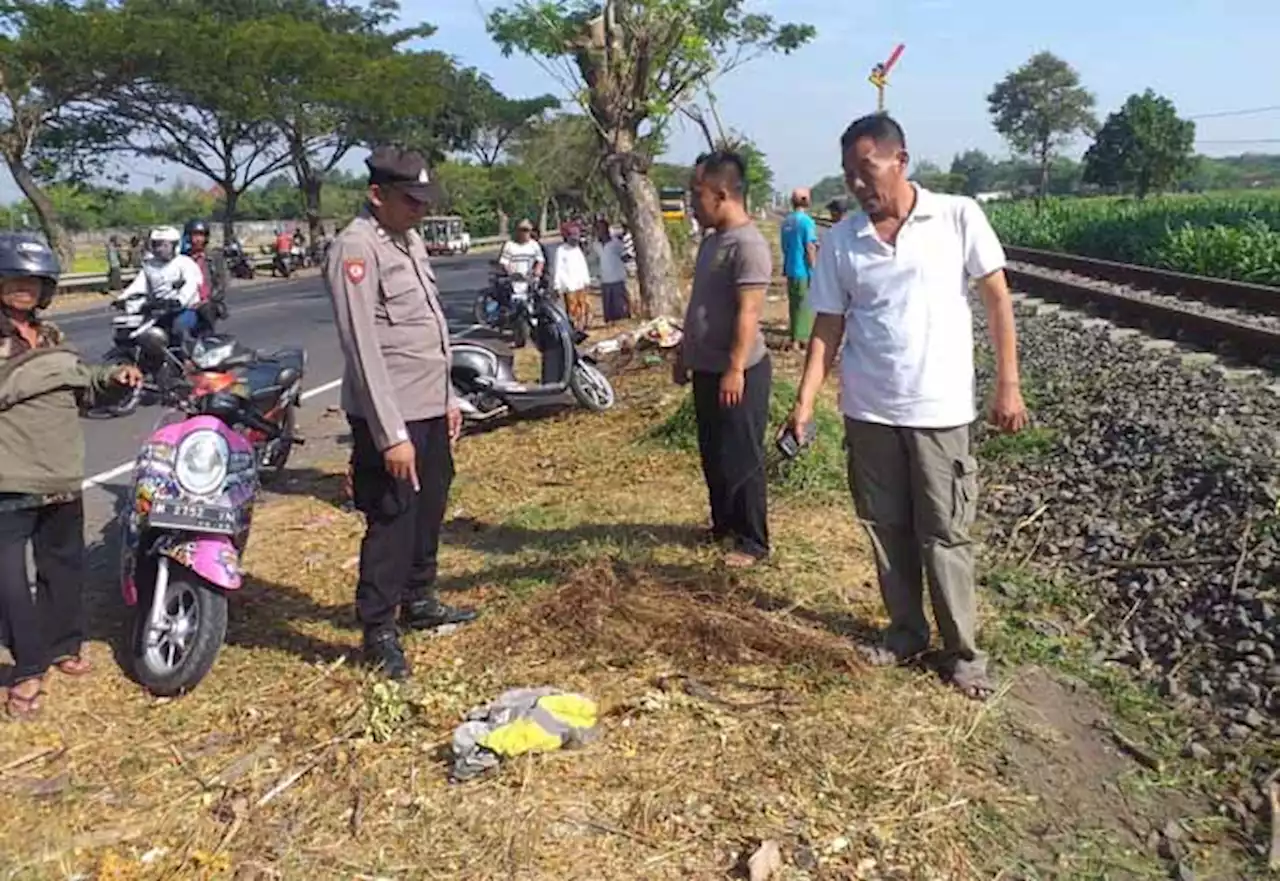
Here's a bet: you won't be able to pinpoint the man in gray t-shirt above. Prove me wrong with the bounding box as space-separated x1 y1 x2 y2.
674 150 773 568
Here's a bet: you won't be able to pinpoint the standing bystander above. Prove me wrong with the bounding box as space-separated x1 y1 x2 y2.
675 150 773 568
593 217 630 324
779 188 818 351
783 114 1027 700
0 234 142 719
324 146 477 680
105 236 123 293
554 223 592 331
826 197 848 226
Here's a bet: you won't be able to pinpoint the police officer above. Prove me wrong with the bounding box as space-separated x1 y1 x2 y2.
324 145 477 680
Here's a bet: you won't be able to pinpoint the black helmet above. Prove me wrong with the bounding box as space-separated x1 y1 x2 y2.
184 219 209 237
0 233 60 309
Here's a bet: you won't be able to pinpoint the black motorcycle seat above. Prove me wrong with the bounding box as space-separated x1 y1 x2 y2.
259 348 305 371
216 351 258 369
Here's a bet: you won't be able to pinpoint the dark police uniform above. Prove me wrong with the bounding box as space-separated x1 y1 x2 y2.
324 146 475 677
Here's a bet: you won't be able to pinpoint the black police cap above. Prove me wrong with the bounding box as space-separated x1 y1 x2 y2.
366 145 436 201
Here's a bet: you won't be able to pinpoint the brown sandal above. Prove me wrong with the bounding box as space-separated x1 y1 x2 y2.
53 655 93 677
6 678 45 720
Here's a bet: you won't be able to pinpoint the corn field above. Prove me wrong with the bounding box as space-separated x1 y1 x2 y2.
986 192 1280 286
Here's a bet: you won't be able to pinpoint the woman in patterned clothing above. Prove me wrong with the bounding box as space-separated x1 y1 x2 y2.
0 234 141 719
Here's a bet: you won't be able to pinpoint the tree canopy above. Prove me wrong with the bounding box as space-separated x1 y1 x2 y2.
988 52 1097 199
487 0 814 316
1083 89 1196 198
0 0 132 260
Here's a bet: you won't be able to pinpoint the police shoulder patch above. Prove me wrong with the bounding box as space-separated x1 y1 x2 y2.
344 257 367 284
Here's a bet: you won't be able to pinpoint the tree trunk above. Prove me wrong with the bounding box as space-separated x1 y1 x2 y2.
1037 152 1050 202
538 195 550 235
6 156 74 268
302 176 323 241
603 147 681 318
221 186 239 245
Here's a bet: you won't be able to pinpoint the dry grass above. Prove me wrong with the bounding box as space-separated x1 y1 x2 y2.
4 295 1238 880
0 331 1028 881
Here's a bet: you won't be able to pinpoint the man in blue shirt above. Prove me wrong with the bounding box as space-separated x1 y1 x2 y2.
779 188 818 350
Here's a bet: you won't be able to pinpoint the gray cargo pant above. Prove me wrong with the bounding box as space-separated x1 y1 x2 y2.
844 419 985 677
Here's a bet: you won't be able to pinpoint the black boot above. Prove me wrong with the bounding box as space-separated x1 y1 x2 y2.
400 594 478 631
362 628 410 680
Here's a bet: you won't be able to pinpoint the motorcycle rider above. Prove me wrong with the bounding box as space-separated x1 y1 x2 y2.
0 233 141 719
497 219 544 289
272 226 293 277
181 219 213 301
117 226 205 349
183 219 227 336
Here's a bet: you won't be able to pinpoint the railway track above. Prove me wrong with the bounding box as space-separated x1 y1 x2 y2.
806 214 1280 367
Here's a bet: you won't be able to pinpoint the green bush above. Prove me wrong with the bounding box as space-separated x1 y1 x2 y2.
648 378 848 500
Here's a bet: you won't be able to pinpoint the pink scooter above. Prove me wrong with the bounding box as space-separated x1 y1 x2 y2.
120 377 297 696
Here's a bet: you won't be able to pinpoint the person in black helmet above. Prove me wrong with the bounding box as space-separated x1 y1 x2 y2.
0 234 142 719
182 218 224 336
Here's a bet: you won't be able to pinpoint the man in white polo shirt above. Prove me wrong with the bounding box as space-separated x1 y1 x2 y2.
784 114 1027 700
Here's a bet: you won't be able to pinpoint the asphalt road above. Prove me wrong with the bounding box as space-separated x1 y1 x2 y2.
73 249 496 514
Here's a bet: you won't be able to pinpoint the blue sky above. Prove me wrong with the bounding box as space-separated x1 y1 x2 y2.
3 0 1278 203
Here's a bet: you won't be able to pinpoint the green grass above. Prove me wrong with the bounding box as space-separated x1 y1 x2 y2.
979 425 1059 462
987 191 1280 285
647 378 848 499
70 254 108 274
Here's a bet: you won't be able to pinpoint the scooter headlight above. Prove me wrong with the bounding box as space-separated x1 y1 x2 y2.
175 429 229 496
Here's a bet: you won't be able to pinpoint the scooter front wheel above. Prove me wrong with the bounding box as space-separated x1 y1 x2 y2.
258 406 297 484
570 361 615 412
131 566 228 697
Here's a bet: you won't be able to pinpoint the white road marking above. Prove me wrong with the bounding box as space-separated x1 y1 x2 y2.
79 377 343 490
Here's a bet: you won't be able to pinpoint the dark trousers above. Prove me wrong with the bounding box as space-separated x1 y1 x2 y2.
691 357 771 558
0 498 86 682
349 417 453 634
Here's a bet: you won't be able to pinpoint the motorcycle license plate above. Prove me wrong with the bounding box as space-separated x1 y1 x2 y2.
113 314 144 328
148 500 238 535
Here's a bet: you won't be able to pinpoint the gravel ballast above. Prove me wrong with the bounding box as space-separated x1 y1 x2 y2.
972 299 1278 822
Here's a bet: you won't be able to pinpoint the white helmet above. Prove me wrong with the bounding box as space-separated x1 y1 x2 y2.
149 226 181 260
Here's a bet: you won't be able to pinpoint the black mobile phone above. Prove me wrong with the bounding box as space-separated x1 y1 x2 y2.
776 421 817 459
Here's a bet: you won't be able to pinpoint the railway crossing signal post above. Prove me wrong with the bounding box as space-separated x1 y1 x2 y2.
868 43 905 112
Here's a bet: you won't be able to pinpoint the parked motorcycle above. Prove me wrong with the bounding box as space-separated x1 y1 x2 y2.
223 241 255 279
308 239 330 267
451 284 614 426
120 367 303 696
188 335 306 481
100 285 197 417
473 268 535 348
